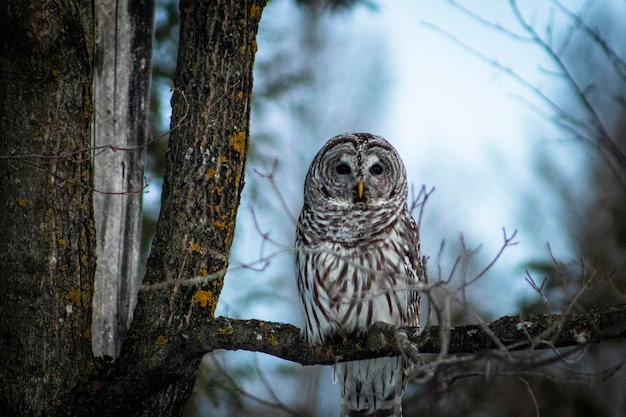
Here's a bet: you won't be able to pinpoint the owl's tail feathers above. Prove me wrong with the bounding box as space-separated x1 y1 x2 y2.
341 403 402 417
338 357 405 417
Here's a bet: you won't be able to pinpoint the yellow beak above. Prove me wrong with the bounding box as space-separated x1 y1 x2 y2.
357 181 364 199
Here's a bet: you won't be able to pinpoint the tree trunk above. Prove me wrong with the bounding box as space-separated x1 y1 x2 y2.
98 0 265 415
0 0 265 416
0 1 96 415
91 0 154 360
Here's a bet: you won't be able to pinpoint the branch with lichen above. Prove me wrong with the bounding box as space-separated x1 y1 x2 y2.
180 302 626 365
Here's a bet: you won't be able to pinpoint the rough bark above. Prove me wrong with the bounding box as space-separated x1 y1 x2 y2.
183 302 626 365
0 1 266 416
87 1 267 416
0 1 96 415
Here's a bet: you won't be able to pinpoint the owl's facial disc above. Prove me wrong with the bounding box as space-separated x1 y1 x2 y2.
324 149 392 204
328 153 363 203
360 152 394 201
309 136 406 209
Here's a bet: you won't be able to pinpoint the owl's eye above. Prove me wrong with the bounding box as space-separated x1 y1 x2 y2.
336 164 351 175
369 164 383 175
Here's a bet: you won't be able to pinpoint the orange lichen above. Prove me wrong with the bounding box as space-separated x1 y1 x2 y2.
214 220 228 230
237 91 243 99
65 288 82 306
201 267 208 276
219 155 228 163
191 242 201 253
155 335 168 346
250 4 262 19
266 333 278 347
217 326 234 335
17 198 27 208
206 168 216 179
193 289 216 309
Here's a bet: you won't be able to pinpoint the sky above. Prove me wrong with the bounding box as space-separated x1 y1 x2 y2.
208 3 585 413
148 1 624 414
216 0 596 326
375 0 622 316
378 0 570 314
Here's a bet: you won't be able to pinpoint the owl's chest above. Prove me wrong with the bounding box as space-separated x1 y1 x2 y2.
302 201 399 244
318 210 378 243
314 239 408 331
319 239 402 284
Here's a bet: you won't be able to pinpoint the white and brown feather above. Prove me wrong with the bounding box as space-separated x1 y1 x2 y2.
295 133 425 417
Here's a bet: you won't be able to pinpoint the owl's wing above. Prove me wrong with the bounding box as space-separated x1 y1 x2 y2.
402 209 425 328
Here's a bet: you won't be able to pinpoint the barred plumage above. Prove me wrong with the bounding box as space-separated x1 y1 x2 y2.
295 133 425 417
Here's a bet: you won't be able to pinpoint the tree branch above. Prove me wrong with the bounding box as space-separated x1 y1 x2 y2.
181 303 626 365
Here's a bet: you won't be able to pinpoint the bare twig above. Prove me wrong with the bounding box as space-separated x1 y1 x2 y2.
517 376 541 417
208 355 301 417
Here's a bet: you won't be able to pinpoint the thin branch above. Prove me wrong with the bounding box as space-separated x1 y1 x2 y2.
509 0 626 168
253 160 298 223
208 356 301 417
423 3 626 189
420 21 595 143
444 0 533 42
409 184 435 231
518 376 541 417
551 0 626 82
460 228 519 290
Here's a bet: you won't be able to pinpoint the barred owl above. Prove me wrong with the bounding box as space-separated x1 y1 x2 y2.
295 133 424 417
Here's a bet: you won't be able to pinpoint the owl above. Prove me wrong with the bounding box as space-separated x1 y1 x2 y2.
295 133 425 417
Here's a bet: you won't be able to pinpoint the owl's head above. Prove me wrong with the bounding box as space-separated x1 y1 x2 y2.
303 133 408 211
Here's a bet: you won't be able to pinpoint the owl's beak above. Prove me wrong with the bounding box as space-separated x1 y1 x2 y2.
357 181 364 199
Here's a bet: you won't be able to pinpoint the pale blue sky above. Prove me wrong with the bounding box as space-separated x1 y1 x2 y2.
217 0 600 324
190 1 625 414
